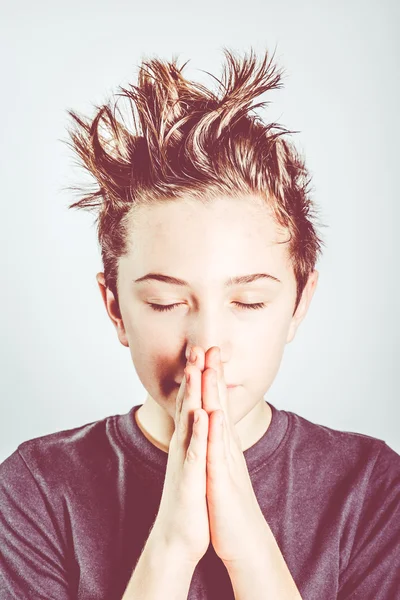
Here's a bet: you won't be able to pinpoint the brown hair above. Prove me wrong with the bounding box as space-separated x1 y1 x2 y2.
64 46 326 316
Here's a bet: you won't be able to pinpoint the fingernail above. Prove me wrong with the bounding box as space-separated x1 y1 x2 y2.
189 348 197 364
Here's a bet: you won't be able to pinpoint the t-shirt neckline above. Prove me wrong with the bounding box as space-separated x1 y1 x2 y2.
114 400 289 475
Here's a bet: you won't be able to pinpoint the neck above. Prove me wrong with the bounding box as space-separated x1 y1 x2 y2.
135 395 272 453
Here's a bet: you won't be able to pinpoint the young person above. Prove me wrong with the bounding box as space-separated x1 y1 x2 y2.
1 47 399 600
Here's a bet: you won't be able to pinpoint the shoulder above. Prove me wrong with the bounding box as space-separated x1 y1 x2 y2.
0 412 121 489
284 408 400 481
0 417 124 598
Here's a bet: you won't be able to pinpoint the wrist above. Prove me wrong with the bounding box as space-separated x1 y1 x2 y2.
121 525 198 600
148 523 201 568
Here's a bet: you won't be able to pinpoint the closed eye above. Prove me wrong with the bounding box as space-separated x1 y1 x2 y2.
148 302 266 312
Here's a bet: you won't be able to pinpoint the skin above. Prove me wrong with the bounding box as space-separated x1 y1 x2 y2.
96 193 318 453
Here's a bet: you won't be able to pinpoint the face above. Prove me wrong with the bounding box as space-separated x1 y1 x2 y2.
97 194 318 448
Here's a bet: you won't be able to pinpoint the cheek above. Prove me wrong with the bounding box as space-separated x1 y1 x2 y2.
245 314 291 384
247 344 284 387
130 343 170 375
126 308 176 360
128 337 180 395
253 306 291 349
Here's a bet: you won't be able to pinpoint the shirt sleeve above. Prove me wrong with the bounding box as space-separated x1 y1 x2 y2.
338 441 400 599
0 449 71 600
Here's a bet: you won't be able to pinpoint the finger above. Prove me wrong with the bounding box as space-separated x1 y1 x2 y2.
176 363 202 448
177 345 204 428
175 348 200 424
215 354 228 414
184 408 209 474
204 347 230 419
202 368 221 414
174 363 188 425
188 345 205 373
212 348 236 437
202 367 230 451
207 410 227 477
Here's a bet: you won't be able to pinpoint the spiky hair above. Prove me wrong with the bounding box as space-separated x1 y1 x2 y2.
65 46 326 315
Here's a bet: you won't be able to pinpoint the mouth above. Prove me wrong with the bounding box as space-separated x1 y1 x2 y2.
174 381 239 388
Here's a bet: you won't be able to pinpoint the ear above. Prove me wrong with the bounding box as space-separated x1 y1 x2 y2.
96 272 129 347
286 270 319 344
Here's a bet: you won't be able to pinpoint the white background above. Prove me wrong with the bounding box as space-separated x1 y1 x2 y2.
1 0 399 462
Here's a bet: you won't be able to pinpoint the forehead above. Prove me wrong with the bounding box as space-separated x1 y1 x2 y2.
123 195 293 283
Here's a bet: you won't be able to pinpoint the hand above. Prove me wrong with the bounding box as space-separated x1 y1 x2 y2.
200 346 270 565
151 351 210 565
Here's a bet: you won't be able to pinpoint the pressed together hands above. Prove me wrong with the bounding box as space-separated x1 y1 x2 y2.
124 346 302 599
151 345 271 567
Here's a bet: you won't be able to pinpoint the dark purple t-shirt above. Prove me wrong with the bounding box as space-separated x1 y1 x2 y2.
1 401 399 599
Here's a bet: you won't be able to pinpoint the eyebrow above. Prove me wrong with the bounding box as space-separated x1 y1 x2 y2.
134 272 282 287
